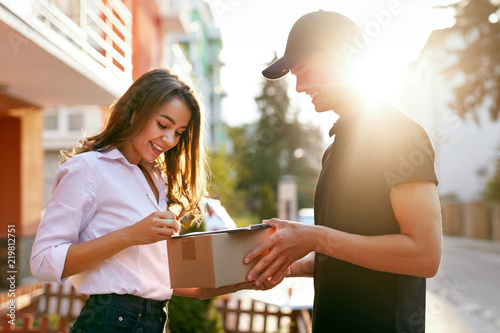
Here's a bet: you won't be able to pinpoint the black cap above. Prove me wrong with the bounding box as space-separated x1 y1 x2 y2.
262 10 363 80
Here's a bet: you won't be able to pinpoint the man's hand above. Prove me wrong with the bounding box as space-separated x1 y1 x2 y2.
244 219 314 287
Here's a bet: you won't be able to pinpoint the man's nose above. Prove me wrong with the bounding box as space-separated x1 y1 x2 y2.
295 79 306 93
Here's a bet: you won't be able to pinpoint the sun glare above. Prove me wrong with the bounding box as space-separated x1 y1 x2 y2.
353 51 403 104
218 0 459 126
350 1 457 105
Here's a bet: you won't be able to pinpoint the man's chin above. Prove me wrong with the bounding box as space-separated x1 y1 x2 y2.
313 103 332 113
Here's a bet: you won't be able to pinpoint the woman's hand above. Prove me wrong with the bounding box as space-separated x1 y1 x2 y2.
61 211 180 279
126 211 181 246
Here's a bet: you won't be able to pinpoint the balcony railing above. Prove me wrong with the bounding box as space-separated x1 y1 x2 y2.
30 0 132 84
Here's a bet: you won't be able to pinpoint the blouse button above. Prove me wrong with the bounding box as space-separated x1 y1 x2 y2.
118 316 123 321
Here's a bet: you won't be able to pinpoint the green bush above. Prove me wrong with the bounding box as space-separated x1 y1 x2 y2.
483 158 500 202
167 295 221 333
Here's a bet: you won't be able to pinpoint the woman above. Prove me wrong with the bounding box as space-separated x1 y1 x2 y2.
30 69 268 332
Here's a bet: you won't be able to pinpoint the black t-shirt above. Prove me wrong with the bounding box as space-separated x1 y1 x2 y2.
312 102 438 333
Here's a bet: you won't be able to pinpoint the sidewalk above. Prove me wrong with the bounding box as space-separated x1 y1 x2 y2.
426 236 500 333
441 234 500 255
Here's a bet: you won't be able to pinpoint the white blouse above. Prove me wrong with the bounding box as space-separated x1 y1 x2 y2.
30 149 173 301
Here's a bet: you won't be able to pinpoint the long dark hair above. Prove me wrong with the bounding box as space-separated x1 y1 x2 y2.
62 69 208 221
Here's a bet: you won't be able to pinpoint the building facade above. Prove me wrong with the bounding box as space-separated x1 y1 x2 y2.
0 0 185 285
1 0 226 285
397 29 500 202
163 0 226 150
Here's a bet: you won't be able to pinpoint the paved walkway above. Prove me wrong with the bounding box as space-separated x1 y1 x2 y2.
426 236 500 333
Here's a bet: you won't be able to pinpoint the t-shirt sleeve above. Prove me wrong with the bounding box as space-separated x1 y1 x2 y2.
376 118 438 189
30 156 97 283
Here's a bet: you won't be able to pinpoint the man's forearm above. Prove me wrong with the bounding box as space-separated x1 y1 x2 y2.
312 225 441 278
289 252 315 277
311 182 442 278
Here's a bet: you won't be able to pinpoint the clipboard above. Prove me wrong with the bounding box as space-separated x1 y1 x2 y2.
172 224 271 238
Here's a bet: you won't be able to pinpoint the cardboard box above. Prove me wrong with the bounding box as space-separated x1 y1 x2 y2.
167 225 274 288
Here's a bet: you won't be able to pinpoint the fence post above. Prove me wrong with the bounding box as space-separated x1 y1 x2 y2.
463 202 491 239
491 203 500 241
442 203 463 236
39 315 50 333
21 313 34 332
2 315 12 332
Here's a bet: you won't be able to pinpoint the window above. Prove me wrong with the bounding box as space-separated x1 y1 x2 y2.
68 112 84 132
44 112 58 131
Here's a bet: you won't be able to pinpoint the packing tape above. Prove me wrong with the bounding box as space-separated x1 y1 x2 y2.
181 237 196 260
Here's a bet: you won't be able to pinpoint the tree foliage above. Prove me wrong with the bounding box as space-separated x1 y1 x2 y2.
207 149 247 214
483 149 500 202
444 0 500 121
226 57 324 220
442 1 500 201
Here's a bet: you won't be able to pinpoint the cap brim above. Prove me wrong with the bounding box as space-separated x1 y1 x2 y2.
262 53 308 80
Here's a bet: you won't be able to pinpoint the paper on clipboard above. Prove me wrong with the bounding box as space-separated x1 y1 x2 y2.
171 224 271 238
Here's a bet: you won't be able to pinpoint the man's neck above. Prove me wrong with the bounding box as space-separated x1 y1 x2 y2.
333 91 366 122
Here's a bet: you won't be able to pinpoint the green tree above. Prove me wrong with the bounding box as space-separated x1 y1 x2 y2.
259 182 276 221
443 0 500 121
228 56 324 218
280 117 325 208
483 152 500 202
443 0 500 202
207 149 247 215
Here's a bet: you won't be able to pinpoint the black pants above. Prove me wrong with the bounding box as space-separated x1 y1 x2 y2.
70 293 168 333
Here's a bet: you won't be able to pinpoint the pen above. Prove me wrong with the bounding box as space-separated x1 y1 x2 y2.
147 194 174 225
146 193 162 212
